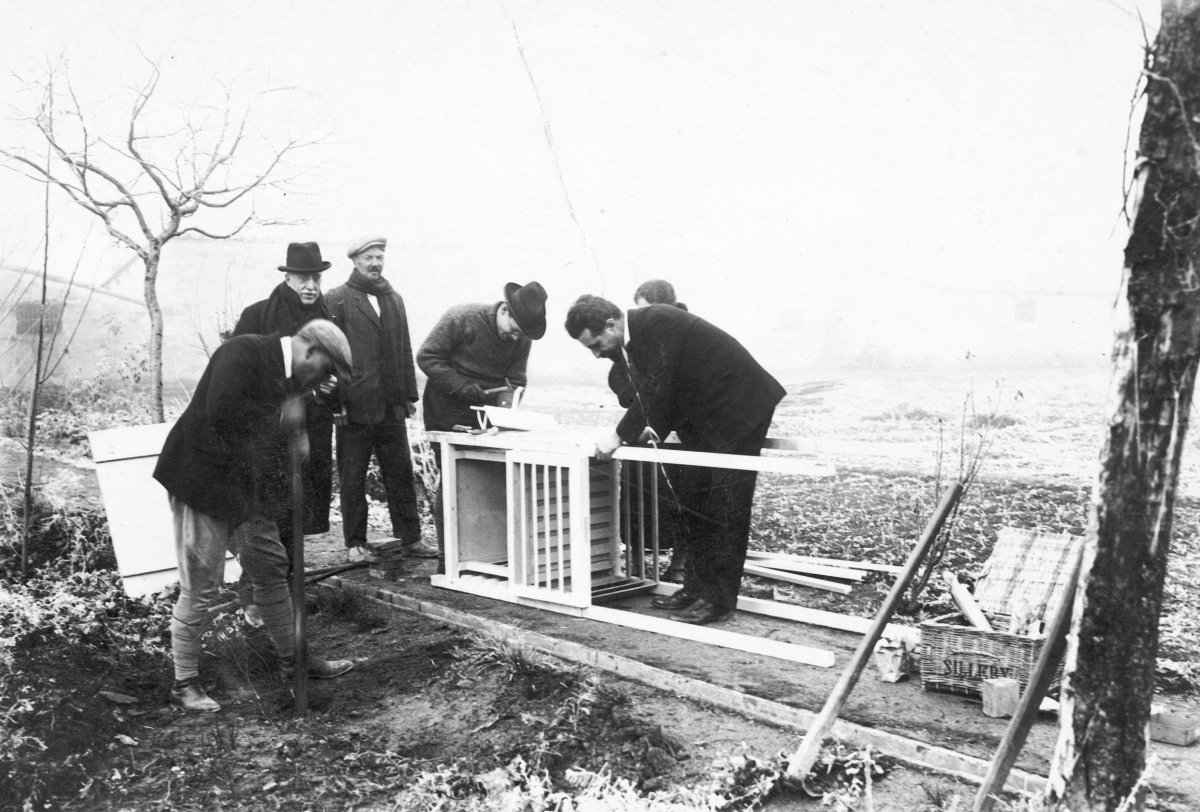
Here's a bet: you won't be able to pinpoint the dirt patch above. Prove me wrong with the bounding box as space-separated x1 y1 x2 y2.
32 592 970 811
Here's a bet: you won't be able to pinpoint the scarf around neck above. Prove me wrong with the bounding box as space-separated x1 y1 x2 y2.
259 281 333 336
346 270 407 405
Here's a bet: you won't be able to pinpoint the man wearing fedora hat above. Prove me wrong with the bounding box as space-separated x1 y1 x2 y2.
418 281 548 432
233 242 338 548
325 236 434 560
417 281 548 562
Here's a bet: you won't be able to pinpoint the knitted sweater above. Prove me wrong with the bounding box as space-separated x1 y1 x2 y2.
417 303 531 430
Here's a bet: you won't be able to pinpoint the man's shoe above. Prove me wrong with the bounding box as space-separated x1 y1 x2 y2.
242 604 265 628
281 656 356 681
346 546 367 563
668 599 731 626
401 539 440 559
650 590 697 611
170 678 221 712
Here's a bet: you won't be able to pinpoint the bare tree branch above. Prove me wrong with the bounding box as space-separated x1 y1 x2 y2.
1 59 320 419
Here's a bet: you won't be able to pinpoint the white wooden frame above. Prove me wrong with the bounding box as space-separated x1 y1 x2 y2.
427 428 879 668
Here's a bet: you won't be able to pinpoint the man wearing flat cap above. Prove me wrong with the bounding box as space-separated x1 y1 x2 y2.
325 236 434 560
417 281 548 560
155 319 357 711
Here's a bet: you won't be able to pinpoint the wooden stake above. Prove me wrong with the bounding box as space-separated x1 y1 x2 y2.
290 432 309 714
785 482 964 779
973 545 1082 812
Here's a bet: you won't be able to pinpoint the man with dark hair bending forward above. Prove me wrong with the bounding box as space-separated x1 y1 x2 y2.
565 295 785 625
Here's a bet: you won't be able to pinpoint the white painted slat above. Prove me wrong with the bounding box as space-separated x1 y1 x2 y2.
743 563 852 594
612 445 835 477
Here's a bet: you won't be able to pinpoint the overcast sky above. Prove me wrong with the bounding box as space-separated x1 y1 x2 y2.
0 1 1156 374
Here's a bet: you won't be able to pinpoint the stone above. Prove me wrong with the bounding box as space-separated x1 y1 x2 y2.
368 568 404 581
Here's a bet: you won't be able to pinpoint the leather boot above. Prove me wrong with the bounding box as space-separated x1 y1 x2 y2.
171 677 221 712
281 655 356 681
650 589 697 611
668 598 731 625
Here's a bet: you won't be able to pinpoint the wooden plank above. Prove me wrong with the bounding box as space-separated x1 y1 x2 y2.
744 556 865 582
744 563 852 594
458 560 509 577
747 549 903 575
612 445 835 478
786 482 964 780
973 546 1083 812
88 423 242 597
946 571 993 631
89 421 173 462
760 437 818 454
586 605 836 668
648 583 904 636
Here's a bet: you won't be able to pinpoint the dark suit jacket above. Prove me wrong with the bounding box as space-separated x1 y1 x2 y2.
154 335 292 523
616 305 785 452
325 282 418 424
233 288 335 534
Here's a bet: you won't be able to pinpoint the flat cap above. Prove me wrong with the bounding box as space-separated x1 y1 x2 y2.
347 236 387 258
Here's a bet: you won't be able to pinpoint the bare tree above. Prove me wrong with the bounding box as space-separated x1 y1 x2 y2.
0 61 317 421
1046 2 1200 809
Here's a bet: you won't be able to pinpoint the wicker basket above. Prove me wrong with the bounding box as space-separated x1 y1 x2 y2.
920 527 1082 696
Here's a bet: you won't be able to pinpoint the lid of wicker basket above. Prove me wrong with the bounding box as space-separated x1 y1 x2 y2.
919 527 1083 696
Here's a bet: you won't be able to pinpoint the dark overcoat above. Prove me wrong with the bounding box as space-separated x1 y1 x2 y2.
617 305 785 451
154 335 291 523
324 283 418 425
232 286 335 534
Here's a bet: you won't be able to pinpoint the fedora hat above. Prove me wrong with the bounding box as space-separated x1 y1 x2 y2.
504 281 548 340
278 242 332 273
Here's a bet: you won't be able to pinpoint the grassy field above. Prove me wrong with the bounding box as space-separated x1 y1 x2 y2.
516 361 1200 693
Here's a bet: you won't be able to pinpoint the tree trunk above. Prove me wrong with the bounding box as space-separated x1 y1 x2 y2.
144 249 164 423
1047 3 1200 809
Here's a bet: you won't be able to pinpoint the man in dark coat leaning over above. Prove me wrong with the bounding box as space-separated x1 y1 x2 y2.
565 295 785 625
154 320 356 712
325 236 435 560
418 281 548 431
233 242 337 557
417 281 548 563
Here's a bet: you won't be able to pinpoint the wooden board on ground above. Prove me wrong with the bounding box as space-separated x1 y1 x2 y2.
89 423 241 597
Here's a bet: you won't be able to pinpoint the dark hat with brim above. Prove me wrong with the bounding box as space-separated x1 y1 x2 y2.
279 242 331 273
504 281 548 340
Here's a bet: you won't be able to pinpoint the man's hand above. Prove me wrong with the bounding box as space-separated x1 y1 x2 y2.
406 401 417 419
595 431 623 461
460 382 488 405
316 375 337 397
637 426 661 446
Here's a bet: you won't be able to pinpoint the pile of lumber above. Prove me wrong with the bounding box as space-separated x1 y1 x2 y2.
744 549 902 595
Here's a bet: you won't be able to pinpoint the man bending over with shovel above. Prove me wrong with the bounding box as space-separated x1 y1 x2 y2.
154 319 357 712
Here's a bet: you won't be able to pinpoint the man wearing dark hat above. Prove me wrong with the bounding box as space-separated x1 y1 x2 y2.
417 282 549 561
233 242 338 557
417 281 548 432
325 236 434 560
